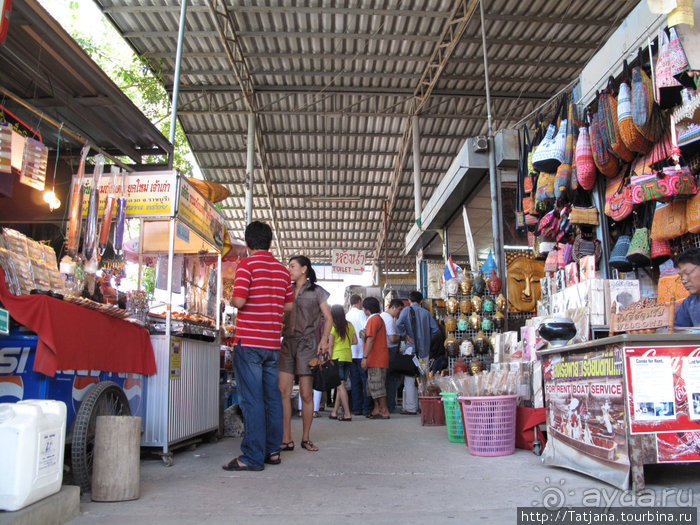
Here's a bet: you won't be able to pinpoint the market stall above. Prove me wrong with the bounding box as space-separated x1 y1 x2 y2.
538 333 700 491
71 169 226 465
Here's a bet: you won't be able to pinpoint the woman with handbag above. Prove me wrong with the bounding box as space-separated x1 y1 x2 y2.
328 304 357 421
279 255 333 452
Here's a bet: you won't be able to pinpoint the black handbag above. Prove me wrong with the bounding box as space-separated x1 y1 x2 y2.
389 307 419 376
310 358 341 391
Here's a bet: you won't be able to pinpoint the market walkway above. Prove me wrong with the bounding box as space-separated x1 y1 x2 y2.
67 413 700 525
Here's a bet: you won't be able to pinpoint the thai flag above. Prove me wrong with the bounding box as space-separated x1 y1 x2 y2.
442 256 461 282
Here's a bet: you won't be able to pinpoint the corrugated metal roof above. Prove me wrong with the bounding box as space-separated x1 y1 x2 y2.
95 0 641 271
0 0 172 165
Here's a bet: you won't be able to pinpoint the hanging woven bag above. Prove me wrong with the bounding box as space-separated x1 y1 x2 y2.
617 71 653 154
591 104 619 177
601 81 634 162
686 189 700 233
651 200 688 241
555 94 575 198
575 122 596 190
655 27 683 109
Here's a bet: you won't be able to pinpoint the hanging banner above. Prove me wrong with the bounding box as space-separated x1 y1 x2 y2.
72 171 176 218
541 345 630 489
331 249 366 275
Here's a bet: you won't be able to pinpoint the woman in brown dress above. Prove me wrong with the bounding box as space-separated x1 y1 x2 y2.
278 255 332 452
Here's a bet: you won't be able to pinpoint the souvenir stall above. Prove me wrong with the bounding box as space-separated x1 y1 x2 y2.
521 10 700 491
69 169 226 465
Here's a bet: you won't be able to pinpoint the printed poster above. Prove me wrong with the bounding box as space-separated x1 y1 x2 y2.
625 346 700 435
541 345 630 489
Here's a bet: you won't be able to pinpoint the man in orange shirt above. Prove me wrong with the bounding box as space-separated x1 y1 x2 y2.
360 297 390 419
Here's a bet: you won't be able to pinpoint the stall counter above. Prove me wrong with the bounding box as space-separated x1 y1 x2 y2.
537 333 700 492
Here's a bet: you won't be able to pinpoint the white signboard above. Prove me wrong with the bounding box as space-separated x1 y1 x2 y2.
331 249 366 275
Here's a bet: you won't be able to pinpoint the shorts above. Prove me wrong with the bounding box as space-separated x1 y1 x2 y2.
335 360 351 382
366 367 387 398
279 334 317 375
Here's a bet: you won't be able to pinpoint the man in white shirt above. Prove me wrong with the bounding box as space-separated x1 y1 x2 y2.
346 294 370 416
381 299 404 413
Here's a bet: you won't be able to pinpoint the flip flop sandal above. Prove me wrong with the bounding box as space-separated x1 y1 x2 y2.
300 440 319 452
222 458 264 471
280 441 294 451
328 414 338 419
338 416 353 421
264 453 281 465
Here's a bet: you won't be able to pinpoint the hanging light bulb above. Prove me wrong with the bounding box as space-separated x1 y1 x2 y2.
43 190 61 210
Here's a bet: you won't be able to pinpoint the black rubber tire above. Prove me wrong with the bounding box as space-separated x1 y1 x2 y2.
71 381 131 493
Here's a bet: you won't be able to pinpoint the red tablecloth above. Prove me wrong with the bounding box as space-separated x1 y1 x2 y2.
0 269 156 377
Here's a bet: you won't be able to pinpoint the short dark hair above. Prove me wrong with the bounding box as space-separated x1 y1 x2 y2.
244 221 272 250
350 294 363 306
362 296 381 314
388 298 404 309
408 291 423 303
676 248 700 267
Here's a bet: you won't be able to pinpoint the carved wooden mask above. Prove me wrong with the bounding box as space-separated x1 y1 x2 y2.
506 255 545 312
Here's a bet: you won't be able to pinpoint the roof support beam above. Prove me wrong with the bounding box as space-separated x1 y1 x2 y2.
205 0 285 260
374 0 479 264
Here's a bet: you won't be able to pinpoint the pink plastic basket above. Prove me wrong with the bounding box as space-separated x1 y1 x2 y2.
458 395 517 457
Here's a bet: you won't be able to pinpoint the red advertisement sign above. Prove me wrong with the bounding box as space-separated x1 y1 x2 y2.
625 346 700 435
656 432 700 463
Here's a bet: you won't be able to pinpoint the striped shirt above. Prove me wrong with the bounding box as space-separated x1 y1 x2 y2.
233 251 293 350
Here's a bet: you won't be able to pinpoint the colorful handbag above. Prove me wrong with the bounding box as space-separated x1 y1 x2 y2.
569 206 599 226
617 63 653 154
650 239 672 265
575 124 596 190
651 200 688 241
630 165 697 203
590 104 619 177
686 190 700 233
626 203 653 267
557 242 573 269
600 81 635 162
571 232 601 264
535 171 556 209
631 49 654 140
555 95 576 198
543 247 559 273
532 96 567 173
657 260 690 306
609 234 634 272
606 164 634 222
655 27 684 109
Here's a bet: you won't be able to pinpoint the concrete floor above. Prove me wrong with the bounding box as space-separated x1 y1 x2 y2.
66 413 700 525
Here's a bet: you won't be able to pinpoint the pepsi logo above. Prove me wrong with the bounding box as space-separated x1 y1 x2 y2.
0 375 23 403
71 376 99 413
123 374 142 413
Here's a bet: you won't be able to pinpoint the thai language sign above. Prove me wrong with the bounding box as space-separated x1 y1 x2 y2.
176 178 225 251
73 170 176 218
542 346 630 489
331 249 366 275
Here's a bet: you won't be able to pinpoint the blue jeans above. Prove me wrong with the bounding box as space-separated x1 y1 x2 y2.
350 358 373 414
233 342 283 467
386 346 402 413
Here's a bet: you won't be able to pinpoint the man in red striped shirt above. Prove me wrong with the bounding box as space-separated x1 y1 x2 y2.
222 221 294 472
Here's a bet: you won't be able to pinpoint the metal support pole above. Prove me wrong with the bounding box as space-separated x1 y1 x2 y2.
168 0 188 168
412 115 423 227
245 113 256 225
479 0 506 281
384 200 389 289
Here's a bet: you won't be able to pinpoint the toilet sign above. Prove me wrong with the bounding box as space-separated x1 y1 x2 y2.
331 249 366 275
0 308 8 335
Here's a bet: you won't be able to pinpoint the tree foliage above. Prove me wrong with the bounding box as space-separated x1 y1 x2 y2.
58 1 193 175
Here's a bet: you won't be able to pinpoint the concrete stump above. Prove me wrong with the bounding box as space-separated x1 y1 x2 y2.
91 416 141 502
